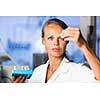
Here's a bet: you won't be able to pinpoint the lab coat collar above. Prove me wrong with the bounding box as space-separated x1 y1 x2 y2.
45 57 70 83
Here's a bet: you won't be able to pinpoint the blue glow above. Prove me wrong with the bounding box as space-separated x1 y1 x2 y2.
0 16 84 69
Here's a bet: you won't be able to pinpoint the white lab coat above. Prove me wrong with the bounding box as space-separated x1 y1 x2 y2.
28 57 98 83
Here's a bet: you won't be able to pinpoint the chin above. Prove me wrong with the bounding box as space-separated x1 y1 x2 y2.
52 53 63 58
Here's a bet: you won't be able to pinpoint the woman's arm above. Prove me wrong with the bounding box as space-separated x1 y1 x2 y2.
80 40 100 80
60 27 100 80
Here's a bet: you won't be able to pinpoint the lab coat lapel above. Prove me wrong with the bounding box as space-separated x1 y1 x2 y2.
47 57 69 83
42 61 49 82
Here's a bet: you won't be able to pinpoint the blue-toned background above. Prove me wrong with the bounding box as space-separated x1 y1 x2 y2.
0 16 99 69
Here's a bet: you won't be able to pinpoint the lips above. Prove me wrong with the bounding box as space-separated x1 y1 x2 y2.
52 48 60 52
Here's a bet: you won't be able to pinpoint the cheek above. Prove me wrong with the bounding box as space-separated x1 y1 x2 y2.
60 40 66 47
46 40 53 45
44 40 53 49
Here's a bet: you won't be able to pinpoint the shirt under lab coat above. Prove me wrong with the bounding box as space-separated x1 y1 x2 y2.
28 57 98 83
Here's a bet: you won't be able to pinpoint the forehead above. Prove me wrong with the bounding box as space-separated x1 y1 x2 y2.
44 23 63 36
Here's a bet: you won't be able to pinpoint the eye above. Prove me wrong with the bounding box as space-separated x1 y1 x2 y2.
58 36 64 41
48 36 54 40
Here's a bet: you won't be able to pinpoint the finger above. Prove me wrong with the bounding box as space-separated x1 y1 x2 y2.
12 76 16 81
64 37 74 42
60 31 69 39
19 76 26 83
12 76 22 83
62 27 80 35
67 27 80 31
12 76 26 83
60 32 75 40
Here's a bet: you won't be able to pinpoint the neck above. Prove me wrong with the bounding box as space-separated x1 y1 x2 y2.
48 56 64 72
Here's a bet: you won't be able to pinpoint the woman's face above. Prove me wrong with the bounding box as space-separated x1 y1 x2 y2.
42 23 67 58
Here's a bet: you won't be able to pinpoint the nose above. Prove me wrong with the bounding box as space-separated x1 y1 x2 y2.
54 37 59 46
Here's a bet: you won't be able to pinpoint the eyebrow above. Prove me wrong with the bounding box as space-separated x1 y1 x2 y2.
46 32 64 39
47 35 64 40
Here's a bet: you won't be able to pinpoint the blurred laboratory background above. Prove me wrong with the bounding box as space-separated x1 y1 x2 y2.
0 16 100 82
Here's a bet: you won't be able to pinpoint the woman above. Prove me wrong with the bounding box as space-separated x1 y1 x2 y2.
13 18 100 83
